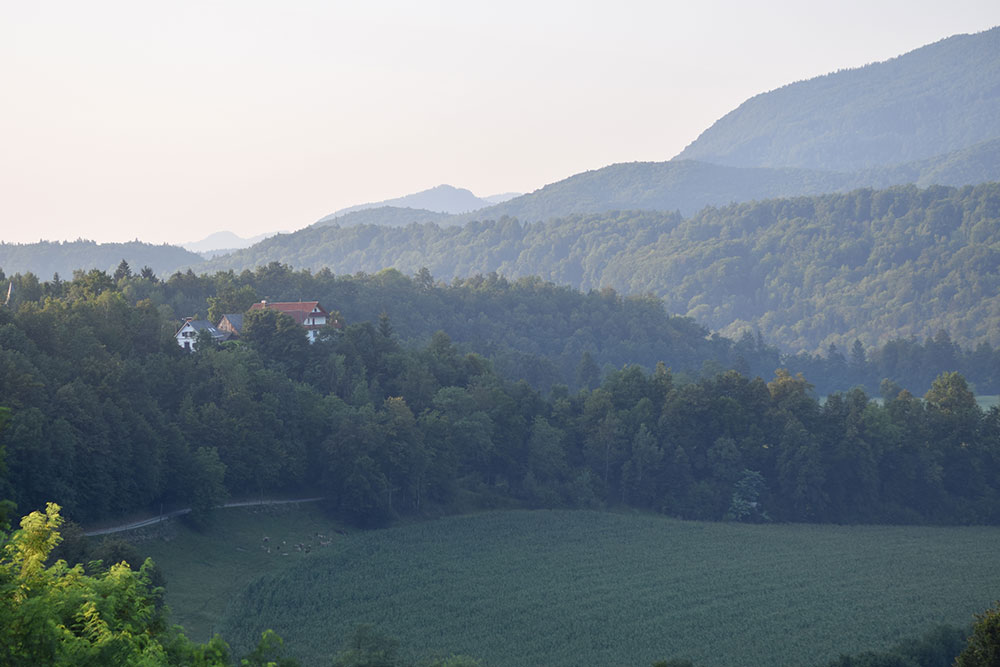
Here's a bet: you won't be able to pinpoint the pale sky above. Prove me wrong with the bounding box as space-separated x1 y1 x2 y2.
2 1 999 245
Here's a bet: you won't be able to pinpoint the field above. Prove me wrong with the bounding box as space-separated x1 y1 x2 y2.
208 510 1000 667
136 501 345 642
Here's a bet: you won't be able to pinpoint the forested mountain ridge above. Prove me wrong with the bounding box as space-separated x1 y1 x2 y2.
311 205 449 229
0 240 203 281
677 27 1000 171
193 182 1000 354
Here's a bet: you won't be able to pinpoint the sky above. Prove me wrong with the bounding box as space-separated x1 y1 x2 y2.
2 1 999 246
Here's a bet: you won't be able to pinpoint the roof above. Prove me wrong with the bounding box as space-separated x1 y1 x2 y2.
175 319 229 339
248 301 329 327
220 313 244 331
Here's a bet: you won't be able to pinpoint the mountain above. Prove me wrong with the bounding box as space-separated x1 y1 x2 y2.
315 184 494 224
0 240 203 280
311 206 450 229
676 27 1000 171
482 192 522 204
449 160 852 221
182 230 279 256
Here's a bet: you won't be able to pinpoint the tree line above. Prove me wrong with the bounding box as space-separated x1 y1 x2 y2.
1 268 999 527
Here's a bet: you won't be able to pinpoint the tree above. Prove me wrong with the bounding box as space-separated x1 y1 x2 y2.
188 447 228 525
331 624 403 667
0 503 230 666
576 351 600 391
955 602 1000 667
113 259 132 282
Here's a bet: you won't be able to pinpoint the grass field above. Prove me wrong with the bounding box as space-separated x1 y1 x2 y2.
210 510 1000 667
136 502 346 642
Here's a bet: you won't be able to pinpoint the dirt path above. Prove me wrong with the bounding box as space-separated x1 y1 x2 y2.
83 497 324 536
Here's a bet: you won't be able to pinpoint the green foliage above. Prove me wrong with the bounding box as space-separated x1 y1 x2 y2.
820 624 968 667
0 503 231 666
954 602 1000 667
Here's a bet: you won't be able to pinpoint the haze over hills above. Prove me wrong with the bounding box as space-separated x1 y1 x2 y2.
0 240 203 281
314 184 519 225
181 230 281 257
676 26 1000 171
5 27 1000 360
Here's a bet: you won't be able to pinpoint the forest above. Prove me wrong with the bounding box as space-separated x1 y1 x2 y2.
1 265 999 529
197 183 1000 356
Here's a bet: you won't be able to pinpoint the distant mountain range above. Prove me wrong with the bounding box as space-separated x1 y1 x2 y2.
314 184 520 226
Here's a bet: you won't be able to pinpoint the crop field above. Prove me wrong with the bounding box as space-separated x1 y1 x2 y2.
136 502 345 641
216 510 1000 667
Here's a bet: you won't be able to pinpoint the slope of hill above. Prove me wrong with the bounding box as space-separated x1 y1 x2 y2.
181 230 278 254
0 240 203 280
676 27 1000 171
305 146 1000 231
218 510 1000 667
448 160 856 221
311 205 450 229
315 184 493 224
196 182 1000 353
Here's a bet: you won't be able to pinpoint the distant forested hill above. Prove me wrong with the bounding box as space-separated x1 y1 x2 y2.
677 27 1000 171
197 182 1000 353
0 240 203 280
315 184 494 224
311 205 450 229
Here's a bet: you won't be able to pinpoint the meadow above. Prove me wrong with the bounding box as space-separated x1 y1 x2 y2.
210 510 1000 667
138 502 345 642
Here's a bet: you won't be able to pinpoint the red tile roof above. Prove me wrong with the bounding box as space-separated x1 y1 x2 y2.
248 301 339 329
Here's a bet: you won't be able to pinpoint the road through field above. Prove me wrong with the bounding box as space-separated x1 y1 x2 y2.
83 497 323 536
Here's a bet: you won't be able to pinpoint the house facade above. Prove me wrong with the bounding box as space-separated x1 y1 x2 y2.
174 318 229 351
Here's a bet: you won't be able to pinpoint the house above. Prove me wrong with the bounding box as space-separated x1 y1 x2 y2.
217 313 244 338
174 318 229 351
246 300 340 342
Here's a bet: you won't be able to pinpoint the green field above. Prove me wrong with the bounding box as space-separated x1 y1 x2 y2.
136 502 346 642
207 510 1000 667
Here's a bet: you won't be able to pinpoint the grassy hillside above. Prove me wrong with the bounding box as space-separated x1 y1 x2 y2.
677 27 1000 171
216 510 998 667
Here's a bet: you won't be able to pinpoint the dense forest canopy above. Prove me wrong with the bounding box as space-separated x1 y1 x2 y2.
1 267 999 530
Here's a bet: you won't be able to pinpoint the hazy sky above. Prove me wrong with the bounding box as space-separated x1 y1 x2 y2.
3 1 999 245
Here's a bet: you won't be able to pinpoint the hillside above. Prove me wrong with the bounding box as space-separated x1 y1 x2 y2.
677 27 1000 171
218 510 1000 667
0 240 203 281
311 205 450 229
194 182 1000 353
315 184 494 224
